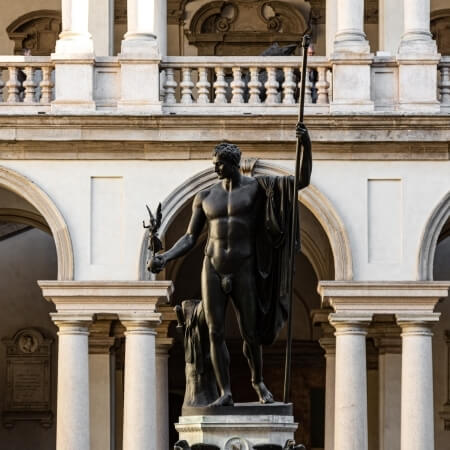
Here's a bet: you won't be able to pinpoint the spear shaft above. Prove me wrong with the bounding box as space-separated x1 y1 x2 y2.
283 34 311 404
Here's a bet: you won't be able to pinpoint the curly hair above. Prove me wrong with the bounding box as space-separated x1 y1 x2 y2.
212 142 241 167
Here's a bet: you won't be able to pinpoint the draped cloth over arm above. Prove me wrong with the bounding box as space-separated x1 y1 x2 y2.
255 150 311 345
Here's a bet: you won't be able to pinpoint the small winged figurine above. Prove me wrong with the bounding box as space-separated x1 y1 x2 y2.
143 203 163 257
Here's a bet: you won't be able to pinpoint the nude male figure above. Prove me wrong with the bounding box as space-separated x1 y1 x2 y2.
149 124 311 406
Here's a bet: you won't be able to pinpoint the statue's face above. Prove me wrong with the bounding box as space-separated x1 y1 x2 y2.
213 155 235 180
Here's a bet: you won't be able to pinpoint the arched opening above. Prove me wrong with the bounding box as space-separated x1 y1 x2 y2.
0 185 58 449
143 161 352 448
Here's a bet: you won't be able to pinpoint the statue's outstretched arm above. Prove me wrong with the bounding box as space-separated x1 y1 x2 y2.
148 191 207 273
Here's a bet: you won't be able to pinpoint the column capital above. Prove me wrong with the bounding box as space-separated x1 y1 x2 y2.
396 313 440 336
50 312 92 334
120 312 161 334
89 317 115 353
329 312 373 334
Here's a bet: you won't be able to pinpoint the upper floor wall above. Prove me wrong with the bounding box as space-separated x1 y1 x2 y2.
0 0 449 115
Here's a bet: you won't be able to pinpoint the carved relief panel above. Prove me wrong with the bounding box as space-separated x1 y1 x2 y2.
7 10 61 56
186 0 308 55
2 328 53 428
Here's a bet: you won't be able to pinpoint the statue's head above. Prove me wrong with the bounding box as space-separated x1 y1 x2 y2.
212 142 241 179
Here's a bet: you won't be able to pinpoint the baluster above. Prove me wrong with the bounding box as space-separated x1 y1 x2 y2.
214 67 227 104
196 67 211 104
299 69 313 104
248 67 261 104
163 68 177 104
180 67 194 104
439 66 450 105
265 66 279 104
0 69 4 102
230 67 245 104
6 66 20 102
282 67 296 104
23 66 37 103
40 66 54 103
316 67 330 104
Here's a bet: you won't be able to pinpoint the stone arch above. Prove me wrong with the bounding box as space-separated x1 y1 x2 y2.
418 191 450 281
0 166 73 280
139 161 353 281
7 10 61 56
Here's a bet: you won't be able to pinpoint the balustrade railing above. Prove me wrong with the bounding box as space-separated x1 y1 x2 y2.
0 57 54 108
160 56 332 113
438 56 450 109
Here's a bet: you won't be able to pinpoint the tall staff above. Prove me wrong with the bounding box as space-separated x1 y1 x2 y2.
283 34 311 404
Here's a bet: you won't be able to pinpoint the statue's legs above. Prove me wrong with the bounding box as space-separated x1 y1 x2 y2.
232 259 275 404
201 257 233 406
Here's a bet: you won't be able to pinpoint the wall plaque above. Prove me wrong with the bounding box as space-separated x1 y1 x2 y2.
2 328 53 428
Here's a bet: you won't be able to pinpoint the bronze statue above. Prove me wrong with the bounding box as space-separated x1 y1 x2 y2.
149 123 312 406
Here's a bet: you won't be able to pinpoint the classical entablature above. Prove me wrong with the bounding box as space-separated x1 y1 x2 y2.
185 0 309 55
431 9 450 55
6 10 61 56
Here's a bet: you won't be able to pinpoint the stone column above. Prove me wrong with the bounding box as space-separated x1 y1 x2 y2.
333 0 370 53
121 313 161 450
331 313 372 450
55 0 94 54
118 0 163 113
397 0 440 111
397 313 440 450
372 322 402 450
89 319 115 450
51 313 92 450
319 329 336 450
52 0 95 112
330 0 373 112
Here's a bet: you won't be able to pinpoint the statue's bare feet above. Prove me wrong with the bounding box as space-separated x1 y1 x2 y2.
252 381 275 404
209 393 234 407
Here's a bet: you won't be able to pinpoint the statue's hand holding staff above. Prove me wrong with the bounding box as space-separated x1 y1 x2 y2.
296 122 310 144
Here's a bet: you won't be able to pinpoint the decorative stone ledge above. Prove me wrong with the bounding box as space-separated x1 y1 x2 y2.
318 281 450 315
38 281 174 318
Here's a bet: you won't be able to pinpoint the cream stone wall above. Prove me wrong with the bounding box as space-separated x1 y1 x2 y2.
0 158 447 283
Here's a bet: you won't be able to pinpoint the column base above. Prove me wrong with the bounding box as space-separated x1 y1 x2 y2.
120 38 160 58
54 34 94 56
334 30 371 54
176 403 298 449
398 32 437 56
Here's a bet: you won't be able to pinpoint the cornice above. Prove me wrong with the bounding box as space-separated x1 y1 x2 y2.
0 115 448 160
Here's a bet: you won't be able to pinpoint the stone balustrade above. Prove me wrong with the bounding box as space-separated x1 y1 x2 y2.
0 55 449 114
160 56 332 114
438 56 450 111
0 57 54 111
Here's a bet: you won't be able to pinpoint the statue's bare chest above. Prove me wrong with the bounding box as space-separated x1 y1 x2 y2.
202 181 260 220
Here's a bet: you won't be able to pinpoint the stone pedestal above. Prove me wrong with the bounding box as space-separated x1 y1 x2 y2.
176 404 297 449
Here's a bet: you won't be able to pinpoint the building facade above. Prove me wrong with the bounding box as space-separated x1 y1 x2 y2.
0 0 449 449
